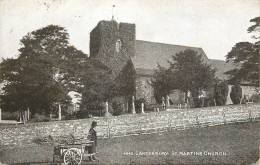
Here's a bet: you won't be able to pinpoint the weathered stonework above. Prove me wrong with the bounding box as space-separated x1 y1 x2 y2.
1 104 259 147
89 20 257 106
90 20 136 78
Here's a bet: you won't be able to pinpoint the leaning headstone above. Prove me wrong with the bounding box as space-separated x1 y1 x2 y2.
141 103 145 113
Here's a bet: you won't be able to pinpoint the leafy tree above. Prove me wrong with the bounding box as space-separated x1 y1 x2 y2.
80 59 115 116
248 17 260 39
225 42 259 86
151 49 216 107
169 49 216 101
151 65 173 103
0 25 86 116
81 59 136 116
214 81 229 106
230 84 242 104
226 17 259 86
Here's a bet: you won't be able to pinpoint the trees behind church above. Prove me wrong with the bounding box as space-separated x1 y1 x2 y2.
0 25 87 118
225 17 259 87
152 49 217 107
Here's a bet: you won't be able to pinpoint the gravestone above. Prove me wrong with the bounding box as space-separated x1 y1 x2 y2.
105 101 112 117
166 95 170 107
58 104 61 120
162 97 166 109
141 103 145 113
132 96 136 114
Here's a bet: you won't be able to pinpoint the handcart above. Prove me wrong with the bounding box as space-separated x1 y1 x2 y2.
52 135 95 165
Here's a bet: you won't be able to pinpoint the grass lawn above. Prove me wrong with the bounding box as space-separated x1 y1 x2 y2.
0 121 259 164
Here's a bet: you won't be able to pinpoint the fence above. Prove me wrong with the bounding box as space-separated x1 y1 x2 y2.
95 104 260 139
0 104 260 147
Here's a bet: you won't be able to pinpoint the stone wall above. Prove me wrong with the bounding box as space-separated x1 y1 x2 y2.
89 20 136 77
1 104 259 147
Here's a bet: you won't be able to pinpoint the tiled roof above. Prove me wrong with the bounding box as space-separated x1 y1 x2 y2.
132 40 239 80
132 40 208 71
207 59 240 81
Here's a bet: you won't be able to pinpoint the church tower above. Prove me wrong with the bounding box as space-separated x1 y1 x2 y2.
90 20 136 77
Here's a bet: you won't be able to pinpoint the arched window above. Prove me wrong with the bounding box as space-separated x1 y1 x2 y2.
116 39 121 52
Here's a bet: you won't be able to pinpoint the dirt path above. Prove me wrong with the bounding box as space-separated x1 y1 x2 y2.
0 122 259 164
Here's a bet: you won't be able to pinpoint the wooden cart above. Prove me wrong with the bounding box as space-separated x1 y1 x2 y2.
52 136 94 165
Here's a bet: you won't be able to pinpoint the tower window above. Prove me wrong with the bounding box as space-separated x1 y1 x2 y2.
116 39 121 52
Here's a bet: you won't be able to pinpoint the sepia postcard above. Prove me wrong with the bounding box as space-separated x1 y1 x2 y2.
0 0 259 164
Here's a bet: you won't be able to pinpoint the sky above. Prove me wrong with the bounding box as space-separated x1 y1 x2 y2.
0 0 259 61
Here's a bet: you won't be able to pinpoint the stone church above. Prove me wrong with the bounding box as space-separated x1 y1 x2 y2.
88 20 257 107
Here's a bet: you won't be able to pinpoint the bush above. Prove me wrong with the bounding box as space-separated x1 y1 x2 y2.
112 100 124 116
111 97 126 116
214 81 229 106
193 97 202 108
1 111 19 120
230 84 242 104
31 113 49 122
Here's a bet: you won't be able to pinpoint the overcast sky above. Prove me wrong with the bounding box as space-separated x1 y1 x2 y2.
0 0 259 61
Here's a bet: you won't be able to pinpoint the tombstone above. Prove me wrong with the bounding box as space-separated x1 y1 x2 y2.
27 107 30 120
104 101 112 117
132 96 136 114
0 108 1 121
141 103 145 113
157 107 160 112
106 101 109 113
24 111 27 122
58 104 62 120
187 90 191 105
162 97 166 109
166 95 170 107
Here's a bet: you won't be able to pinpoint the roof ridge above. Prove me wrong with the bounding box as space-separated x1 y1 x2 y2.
136 40 202 49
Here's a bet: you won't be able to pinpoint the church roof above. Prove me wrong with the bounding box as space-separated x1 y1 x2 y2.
132 40 238 80
207 59 240 81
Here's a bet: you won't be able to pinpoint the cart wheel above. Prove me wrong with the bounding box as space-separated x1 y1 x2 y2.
64 148 82 165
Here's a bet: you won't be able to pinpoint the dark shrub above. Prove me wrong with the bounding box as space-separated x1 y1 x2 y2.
193 97 202 108
112 101 124 116
230 84 242 104
31 113 49 122
111 97 126 116
214 81 229 106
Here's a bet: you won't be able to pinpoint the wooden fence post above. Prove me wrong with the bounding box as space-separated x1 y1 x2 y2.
222 108 226 124
107 121 111 139
168 115 172 131
139 123 142 135
249 108 253 122
196 115 199 127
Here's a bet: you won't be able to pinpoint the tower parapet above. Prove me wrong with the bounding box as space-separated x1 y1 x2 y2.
90 20 136 77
